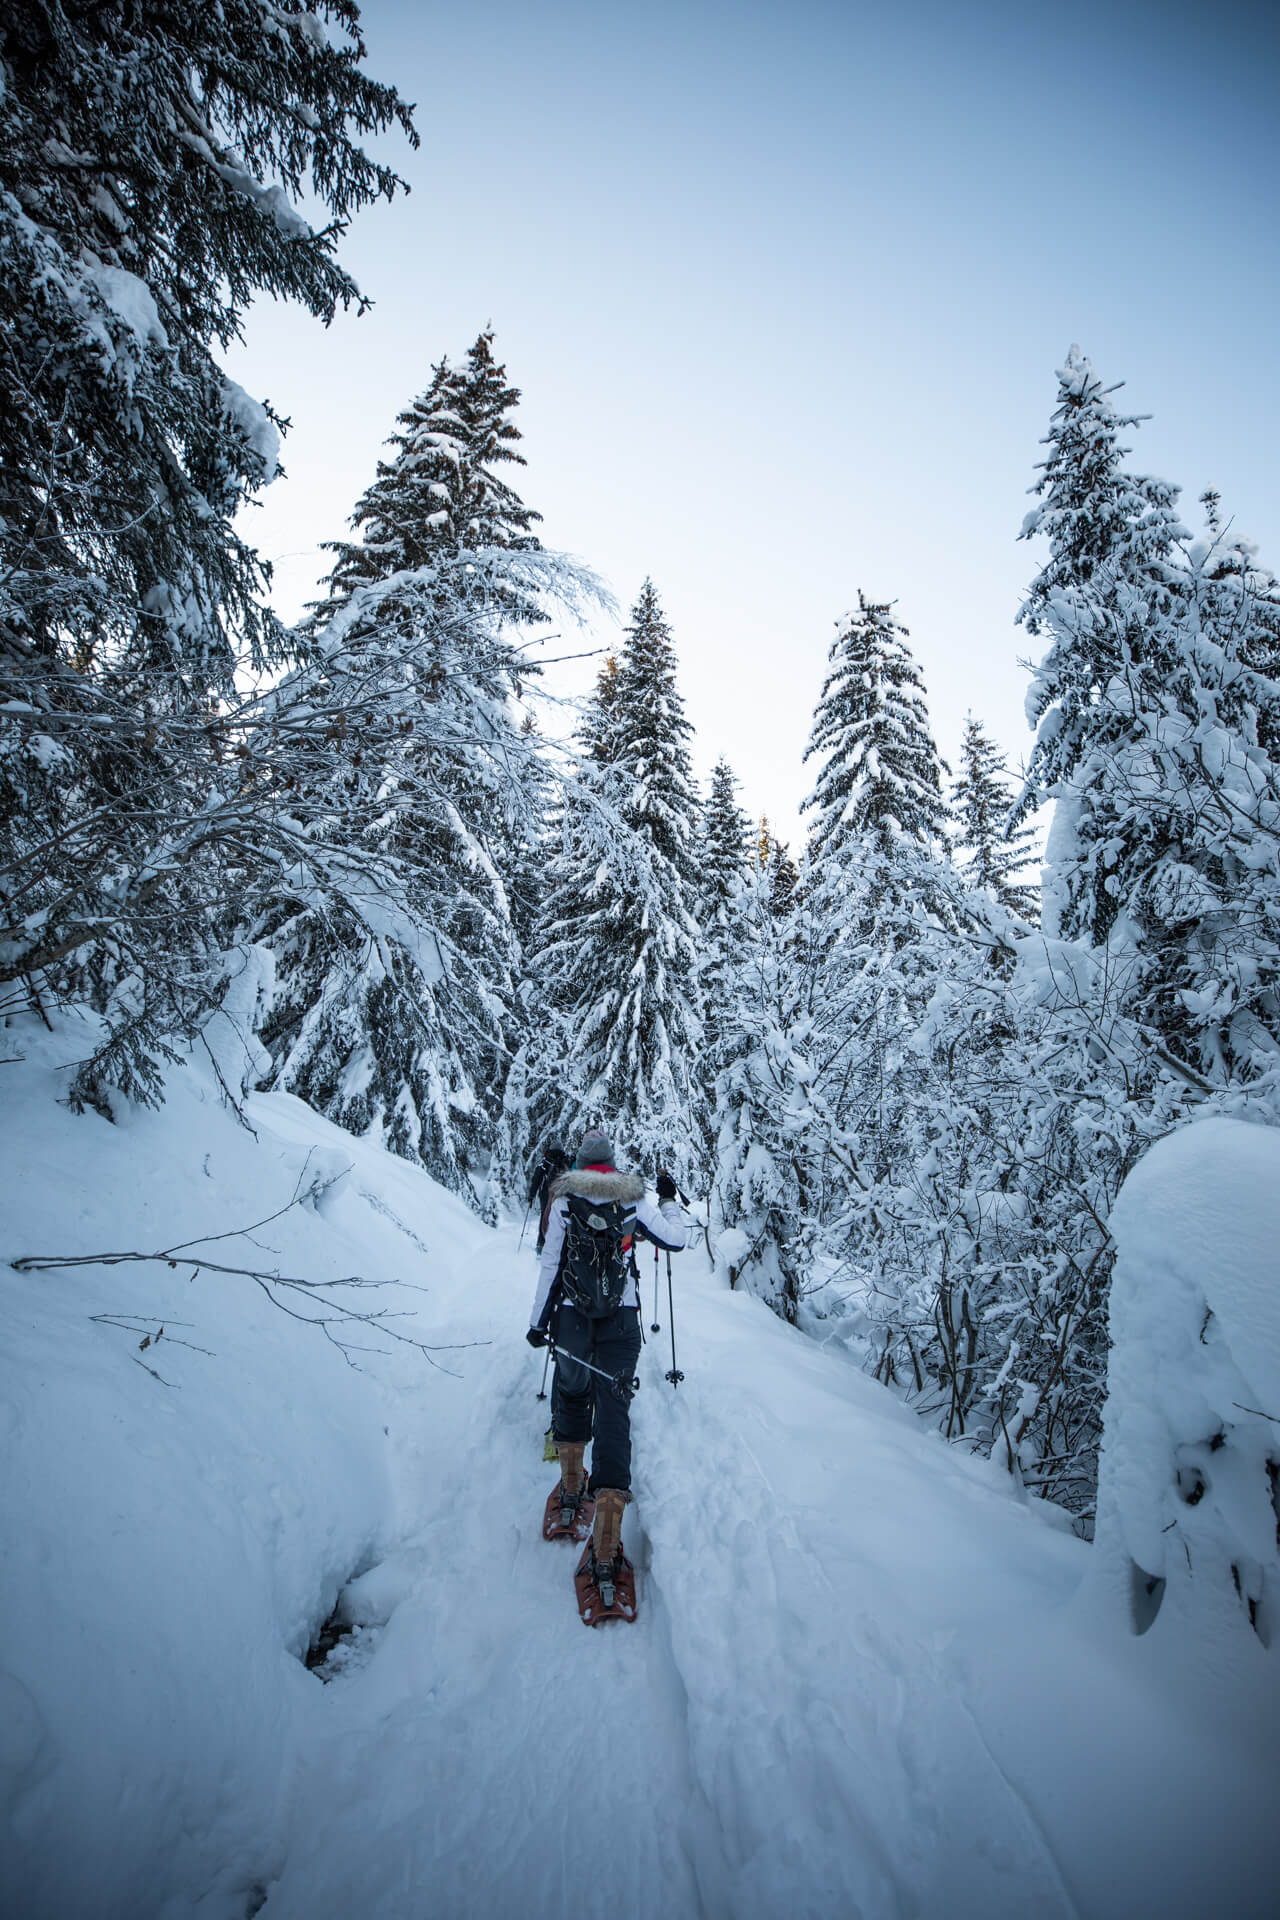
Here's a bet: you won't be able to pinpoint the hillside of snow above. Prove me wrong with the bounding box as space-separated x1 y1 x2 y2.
1 1011 1277 1919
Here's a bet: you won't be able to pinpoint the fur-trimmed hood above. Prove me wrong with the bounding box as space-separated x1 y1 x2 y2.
551 1169 644 1204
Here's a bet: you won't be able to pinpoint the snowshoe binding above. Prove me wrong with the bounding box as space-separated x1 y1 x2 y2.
574 1543 637 1626
543 1481 595 1544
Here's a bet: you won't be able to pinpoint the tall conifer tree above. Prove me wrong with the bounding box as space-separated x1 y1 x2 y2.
697 758 750 1078
1014 346 1186 945
322 329 544 625
0 0 415 1102
1016 350 1280 1095
251 333 564 1194
532 582 703 1177
801 592 952 991
803 593 949 871
950 714 1039 919
710 854 825 1324
799 595 956 1216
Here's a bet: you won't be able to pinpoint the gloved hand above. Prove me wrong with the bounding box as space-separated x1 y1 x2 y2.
526 1326 548 1349
656 1169 678 1202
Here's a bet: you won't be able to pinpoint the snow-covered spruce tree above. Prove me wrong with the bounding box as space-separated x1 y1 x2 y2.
504 707 557 959
524 666 643 1168
1017 352 1280 1105
530 583 704 1182
322 329 545 627
697 758 750 1082
857 354 1200 1514
950 714 1039 918
803 593 950 883
249 337 582 1196
792 598 1054 1448
757 819 801 920
830 888 1171 1523
243 568 528 1191
479 1039 531 1227
710 853 827 1323
1014 345 1187 948
1107 508 1280 1102
888 353 1280 1519
0 1 415 1103
798 593 954 1162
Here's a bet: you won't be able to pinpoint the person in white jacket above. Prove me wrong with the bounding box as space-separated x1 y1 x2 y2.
527 1126 687 1607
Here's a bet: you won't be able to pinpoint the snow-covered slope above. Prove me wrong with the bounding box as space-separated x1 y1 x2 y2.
1 1015 1276 1919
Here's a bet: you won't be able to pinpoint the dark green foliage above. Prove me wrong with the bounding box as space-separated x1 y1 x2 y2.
1 0 415 682
321 329 545 626
0 1 415 1101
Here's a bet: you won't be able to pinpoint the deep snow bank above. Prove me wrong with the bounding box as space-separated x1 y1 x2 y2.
4 1013 1280 1920
1100 1117 1280 1663
0 1011 490 1920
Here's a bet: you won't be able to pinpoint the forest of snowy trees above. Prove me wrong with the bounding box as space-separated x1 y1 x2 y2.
4 2 1279 1527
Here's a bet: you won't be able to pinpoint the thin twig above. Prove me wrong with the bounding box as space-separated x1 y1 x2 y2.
13 1193 480 1373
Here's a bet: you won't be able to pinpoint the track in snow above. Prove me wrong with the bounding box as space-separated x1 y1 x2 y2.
259 1228 1088 1919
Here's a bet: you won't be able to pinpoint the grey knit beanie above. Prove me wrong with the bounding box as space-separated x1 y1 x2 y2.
575 1128 614 1168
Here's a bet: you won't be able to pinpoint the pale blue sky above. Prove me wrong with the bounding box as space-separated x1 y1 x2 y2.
228 0 1279 844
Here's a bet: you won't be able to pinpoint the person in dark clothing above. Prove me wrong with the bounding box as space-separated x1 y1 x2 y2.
527 1126 686 1609
526 1141 569 1253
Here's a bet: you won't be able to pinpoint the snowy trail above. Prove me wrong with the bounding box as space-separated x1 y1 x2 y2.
261 1225 1087 1920
5 1042 1275 1920
262 1287 724 1919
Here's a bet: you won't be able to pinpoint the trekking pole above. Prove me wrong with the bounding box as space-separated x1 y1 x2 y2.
650 1241 660 1334
535 1349 550 1401
547 1338 639 1400
664 1251 684 1387
518 1197 533 1249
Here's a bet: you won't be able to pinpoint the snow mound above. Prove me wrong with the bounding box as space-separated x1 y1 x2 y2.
0 1012 488 1919
1098 1118 1280 1671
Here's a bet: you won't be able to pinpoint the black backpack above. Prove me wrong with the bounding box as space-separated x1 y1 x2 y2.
559 1194 633 1319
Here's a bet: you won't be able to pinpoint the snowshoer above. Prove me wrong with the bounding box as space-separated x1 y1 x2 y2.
527 1127 687 1624
527 1141 570 1254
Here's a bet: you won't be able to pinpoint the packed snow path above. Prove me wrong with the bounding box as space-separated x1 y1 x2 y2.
264 1234 1077 1920
260 1226 1267 1920
3 1034 1275 1919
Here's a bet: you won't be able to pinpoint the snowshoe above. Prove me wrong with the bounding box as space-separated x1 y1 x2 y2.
543 1481 595 1543
574 1543 637 1626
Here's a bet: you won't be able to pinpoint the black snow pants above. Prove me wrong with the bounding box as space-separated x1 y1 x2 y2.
551 1300 642 1494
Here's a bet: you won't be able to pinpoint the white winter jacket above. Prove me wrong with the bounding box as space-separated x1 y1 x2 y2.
529 1167 688 1328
